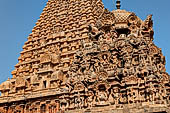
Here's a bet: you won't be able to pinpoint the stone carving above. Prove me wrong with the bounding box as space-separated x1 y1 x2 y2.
64 6 170 111
0 79 11 92
15 76 26 88
40 53 52 64
0 0 169 113
51 70 64 82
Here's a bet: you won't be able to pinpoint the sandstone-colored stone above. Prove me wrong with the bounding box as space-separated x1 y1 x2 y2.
0 0 169 113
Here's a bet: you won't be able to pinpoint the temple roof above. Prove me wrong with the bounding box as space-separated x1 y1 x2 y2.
0 0 169 112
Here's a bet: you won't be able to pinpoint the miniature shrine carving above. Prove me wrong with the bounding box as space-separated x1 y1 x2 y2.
0 0 169 113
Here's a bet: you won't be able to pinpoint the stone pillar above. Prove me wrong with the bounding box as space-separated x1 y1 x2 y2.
24 105 28 113
7 107 12 113
56 100 60 112
46 104 50 113
11 105 16 113
3 106 8 113
20 104 25 113
46 100 51 113
48 106 51 113
37 107 40 113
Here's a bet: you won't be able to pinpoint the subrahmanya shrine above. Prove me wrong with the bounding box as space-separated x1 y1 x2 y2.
0 0 170 113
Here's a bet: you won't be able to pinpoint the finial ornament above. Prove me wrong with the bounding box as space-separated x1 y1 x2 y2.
116 0 121 9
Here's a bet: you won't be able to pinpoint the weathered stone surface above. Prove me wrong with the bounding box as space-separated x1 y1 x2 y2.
0 0 169 113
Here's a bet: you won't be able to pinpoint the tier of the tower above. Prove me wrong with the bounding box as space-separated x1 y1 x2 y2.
0 0 105 97
13 0 104 76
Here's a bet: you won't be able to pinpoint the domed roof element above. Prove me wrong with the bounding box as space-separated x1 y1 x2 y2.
111 0 142 29
0 78 11 91
112 10 132 23
112 9 142 30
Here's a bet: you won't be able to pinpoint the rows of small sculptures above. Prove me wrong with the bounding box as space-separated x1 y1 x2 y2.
0 9 170 112
62 12 170 109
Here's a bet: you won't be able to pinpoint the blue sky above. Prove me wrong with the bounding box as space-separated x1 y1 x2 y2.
0 0 169 84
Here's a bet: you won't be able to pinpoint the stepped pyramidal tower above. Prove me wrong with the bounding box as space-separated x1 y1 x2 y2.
0 0 170 113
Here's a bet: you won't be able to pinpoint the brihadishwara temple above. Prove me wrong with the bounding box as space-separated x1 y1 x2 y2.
0 0 170 113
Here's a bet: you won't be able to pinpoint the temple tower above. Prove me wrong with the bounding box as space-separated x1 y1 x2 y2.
0 0 170 113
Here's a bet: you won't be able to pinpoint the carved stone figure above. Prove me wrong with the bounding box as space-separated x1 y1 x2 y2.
0 0 169 113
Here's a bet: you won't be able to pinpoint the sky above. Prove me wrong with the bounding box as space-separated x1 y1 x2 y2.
0 0 169 84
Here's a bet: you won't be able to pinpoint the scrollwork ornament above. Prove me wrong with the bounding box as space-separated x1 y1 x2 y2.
128 13 138 25
96 71 108 81
149 45 159 55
